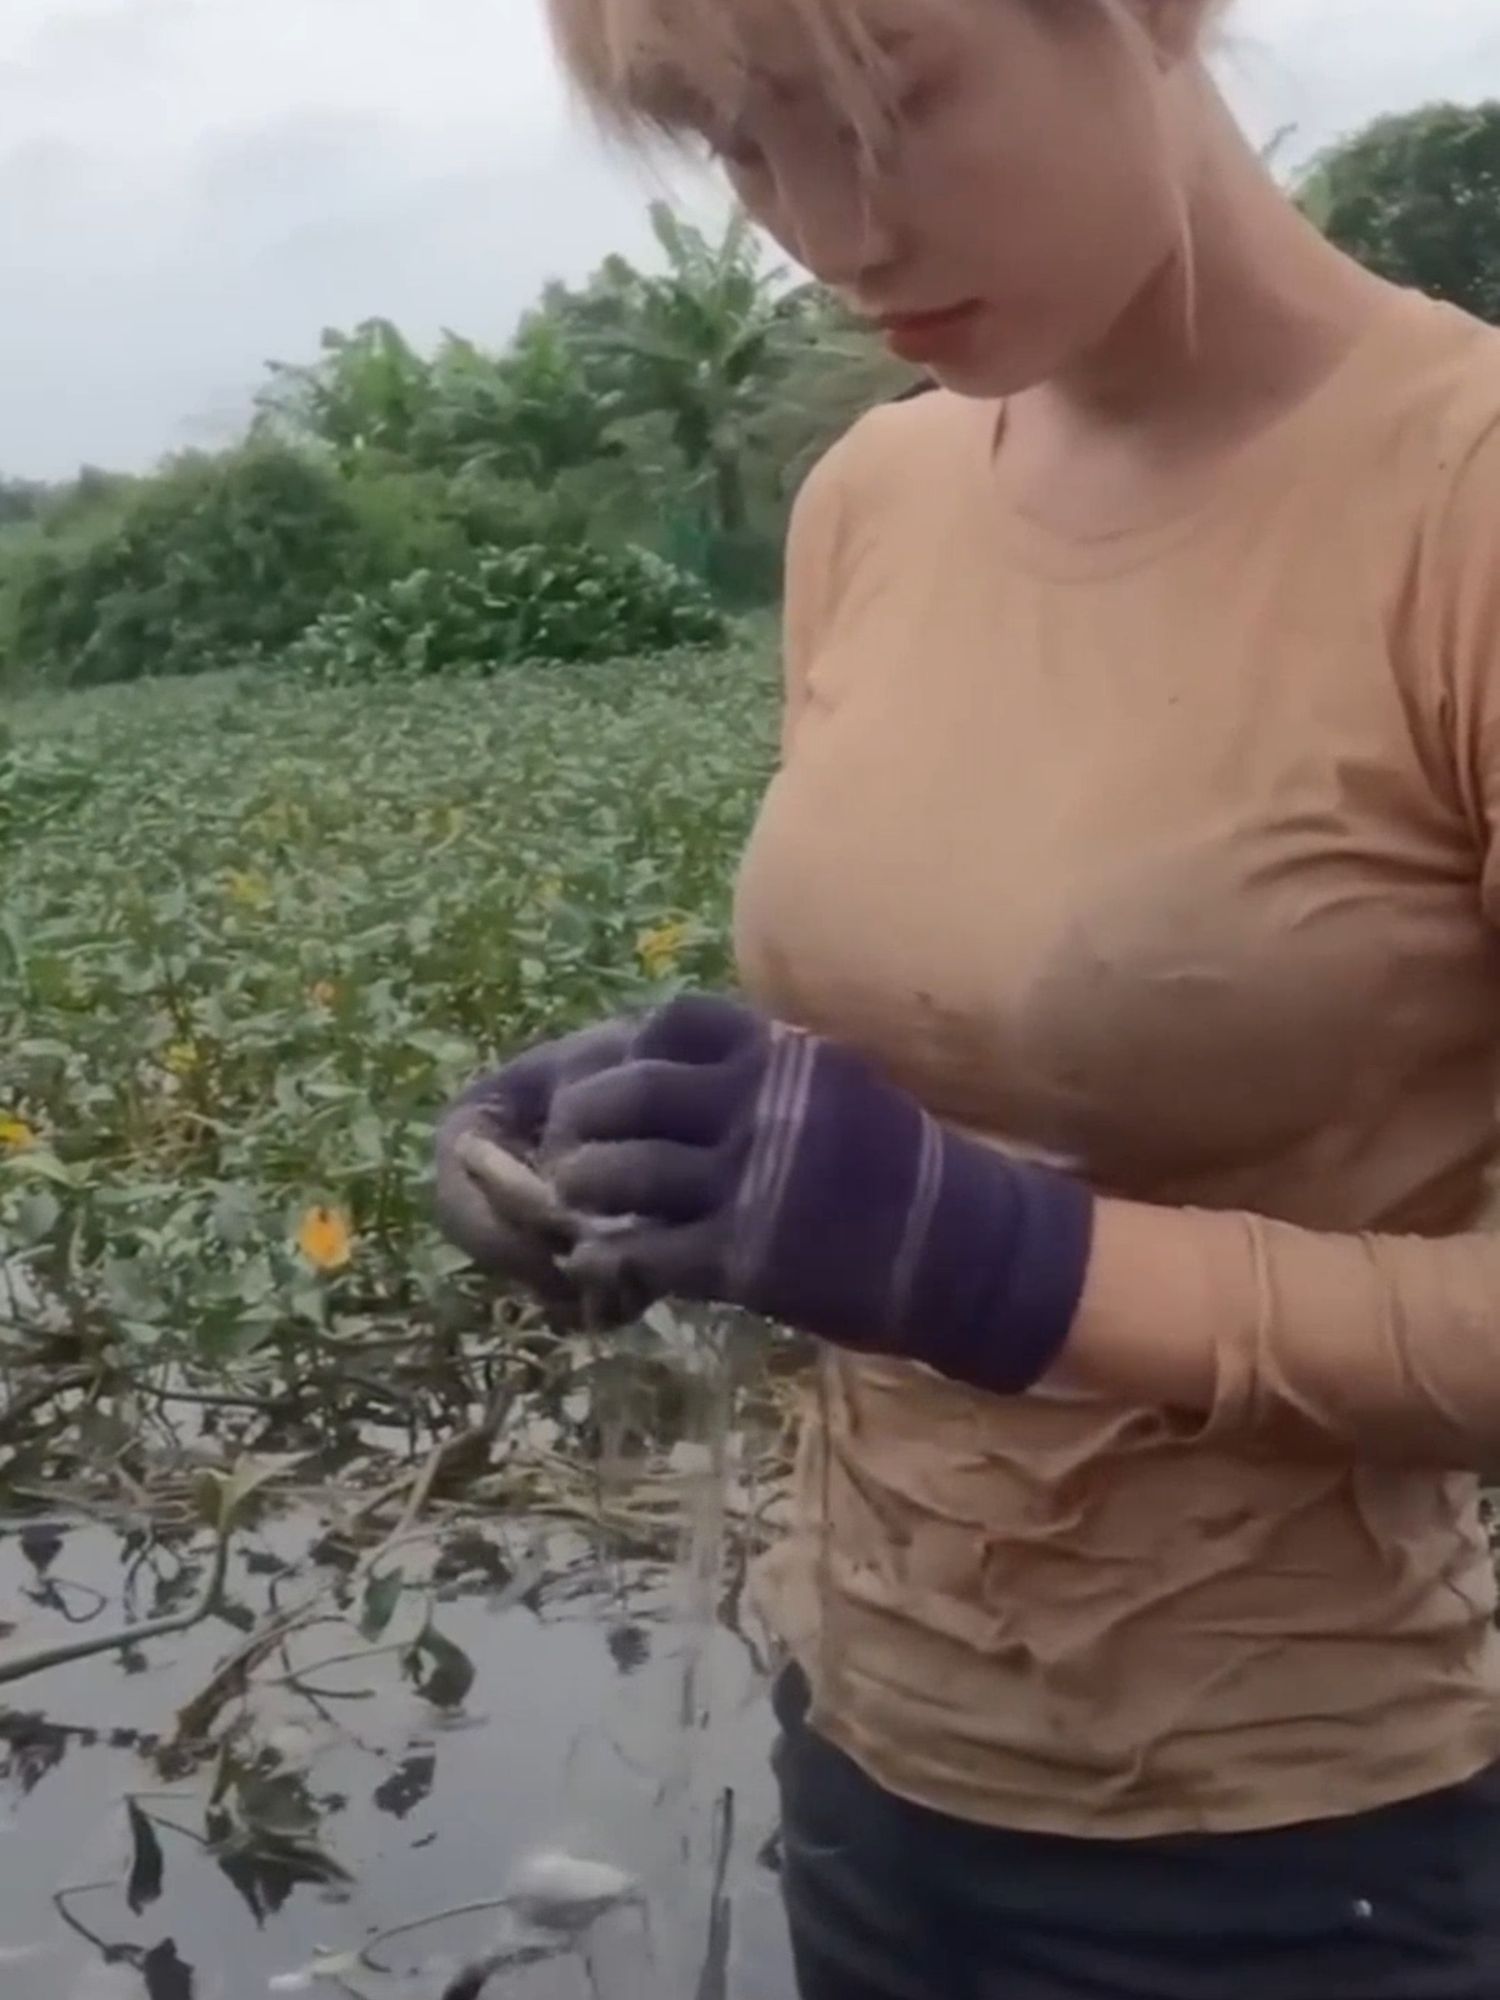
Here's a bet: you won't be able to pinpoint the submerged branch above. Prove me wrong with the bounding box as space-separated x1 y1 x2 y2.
0 1525 231 1686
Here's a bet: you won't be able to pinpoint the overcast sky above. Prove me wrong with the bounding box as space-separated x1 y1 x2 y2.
2 0 1498 479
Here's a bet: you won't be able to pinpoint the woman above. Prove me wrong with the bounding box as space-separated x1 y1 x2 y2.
435 0 1500 1993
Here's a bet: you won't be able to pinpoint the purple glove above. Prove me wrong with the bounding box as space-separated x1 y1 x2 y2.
434 1019 638 1324
541 994 1095 1395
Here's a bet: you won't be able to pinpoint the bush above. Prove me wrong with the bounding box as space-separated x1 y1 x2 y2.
0 442 387 690
338 459 600 578
1298 101 1500 324
0 720 98 852
284 542 729 682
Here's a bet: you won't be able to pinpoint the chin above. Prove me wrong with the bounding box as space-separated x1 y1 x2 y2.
923 291 1145 402
924 346 1056 400
908 314 1065 400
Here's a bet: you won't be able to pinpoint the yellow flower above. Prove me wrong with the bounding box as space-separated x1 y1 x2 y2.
297 1205 354 1272
310 980 337 1008
225 869 272 911
246 799 300 841
162 1040 200 1076
535 874 564 909
637 918 690 979
0 1114 36 1152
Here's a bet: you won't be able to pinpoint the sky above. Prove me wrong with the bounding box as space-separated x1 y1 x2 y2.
1 0 1498 479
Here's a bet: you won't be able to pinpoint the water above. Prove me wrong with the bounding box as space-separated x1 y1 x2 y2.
569 1301 761 2000
631 1308 741 2000
0 1501 796 1999
432 1143 773 1991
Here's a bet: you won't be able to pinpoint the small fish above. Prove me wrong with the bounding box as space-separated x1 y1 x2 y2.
453 1131 579 1241
455 1129 642 1269
505 1848 639 1929
434 1849 641 2000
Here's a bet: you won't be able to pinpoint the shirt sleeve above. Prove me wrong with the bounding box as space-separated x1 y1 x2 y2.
1072 393 1500 1471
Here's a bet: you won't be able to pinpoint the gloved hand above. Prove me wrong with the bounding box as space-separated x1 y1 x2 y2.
433 1019 640 1327
539 993 1097 1395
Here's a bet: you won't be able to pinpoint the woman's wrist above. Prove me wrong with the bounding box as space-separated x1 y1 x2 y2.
1048 1196 1224 1414
907 1130 1097 1395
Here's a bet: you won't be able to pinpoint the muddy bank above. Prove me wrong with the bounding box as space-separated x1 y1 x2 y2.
0 1507 795 2000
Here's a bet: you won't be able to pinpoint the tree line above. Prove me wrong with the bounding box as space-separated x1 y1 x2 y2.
1 98 1496 691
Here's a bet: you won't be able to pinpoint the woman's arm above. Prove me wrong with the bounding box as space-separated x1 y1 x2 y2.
1058 1197 1500 1465
1061 379 1500 1470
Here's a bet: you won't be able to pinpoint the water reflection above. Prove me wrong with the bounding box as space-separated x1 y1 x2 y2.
0 1510 794 1999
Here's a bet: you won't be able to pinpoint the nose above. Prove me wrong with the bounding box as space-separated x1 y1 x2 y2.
763 151 902 293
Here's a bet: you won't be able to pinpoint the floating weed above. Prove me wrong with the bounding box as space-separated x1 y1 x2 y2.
2 640 779 1394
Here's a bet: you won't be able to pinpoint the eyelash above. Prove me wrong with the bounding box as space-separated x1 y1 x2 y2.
711 71 947 174
717 132 767 171
895 75 945 121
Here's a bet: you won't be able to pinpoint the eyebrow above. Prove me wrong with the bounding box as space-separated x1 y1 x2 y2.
625 12 920 129
623 58 725 130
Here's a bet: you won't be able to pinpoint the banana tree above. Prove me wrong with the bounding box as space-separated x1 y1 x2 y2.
576 202 806 539
254 318 438 470
416 324 626 487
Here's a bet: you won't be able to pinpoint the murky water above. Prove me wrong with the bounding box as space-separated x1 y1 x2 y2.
0 1508 796 2000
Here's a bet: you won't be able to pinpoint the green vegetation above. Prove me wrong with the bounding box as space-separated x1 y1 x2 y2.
1 638 791 1763
285 542 728 684
2 641 779 1402
5 95 1500 1493
0 201 912 697
1297 101 1500 325
3 98 1500 1874
4 96 1496 702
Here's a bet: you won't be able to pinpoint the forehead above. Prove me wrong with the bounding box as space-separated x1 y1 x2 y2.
563 0 952 130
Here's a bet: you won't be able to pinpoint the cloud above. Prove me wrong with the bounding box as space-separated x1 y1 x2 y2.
1217 0 1500 161
0 117 701 471
0 0 1496 478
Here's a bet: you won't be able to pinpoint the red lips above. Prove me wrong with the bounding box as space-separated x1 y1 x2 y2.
877 299 983 362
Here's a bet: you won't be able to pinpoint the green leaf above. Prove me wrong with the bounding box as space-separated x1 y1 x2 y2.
1 1149 77 1188
124 1798 165 1915
403 1618 476 1711
359 1567 405 1641
216 1456 285 1529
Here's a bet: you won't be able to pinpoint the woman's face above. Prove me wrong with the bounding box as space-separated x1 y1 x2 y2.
702 0 1199 396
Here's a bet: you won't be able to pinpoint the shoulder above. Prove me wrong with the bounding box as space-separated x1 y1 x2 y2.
1376 297 1500 534
1401 304 1500 653
786 377 984 561
808 374 980 485
1429 319 1500 519
1370 301 1500 785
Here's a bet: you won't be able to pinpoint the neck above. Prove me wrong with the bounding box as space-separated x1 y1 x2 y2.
1046 76 1394 445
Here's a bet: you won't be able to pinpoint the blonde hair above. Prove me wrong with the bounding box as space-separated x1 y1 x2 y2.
546 0 908 159
548 0 1212 348
545 0 1218 157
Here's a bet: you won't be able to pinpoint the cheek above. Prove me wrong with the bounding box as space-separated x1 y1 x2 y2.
719 152 840 270
922 114 1179 299
724 165 789 250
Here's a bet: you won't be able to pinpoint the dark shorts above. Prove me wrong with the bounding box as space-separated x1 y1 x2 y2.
770 1661 1500 2000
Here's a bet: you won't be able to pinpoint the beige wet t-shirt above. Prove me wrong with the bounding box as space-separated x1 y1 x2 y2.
732 289 1500 1839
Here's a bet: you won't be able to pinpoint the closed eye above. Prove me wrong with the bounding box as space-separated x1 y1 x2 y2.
716 126 769 171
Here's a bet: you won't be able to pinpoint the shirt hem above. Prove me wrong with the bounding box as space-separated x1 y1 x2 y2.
798 1674 1500 1842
